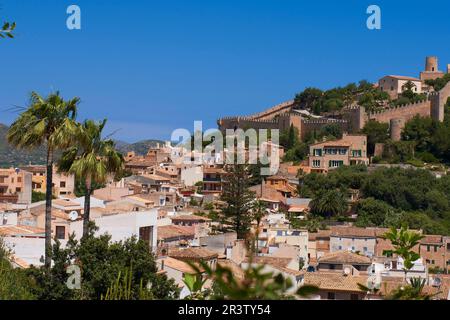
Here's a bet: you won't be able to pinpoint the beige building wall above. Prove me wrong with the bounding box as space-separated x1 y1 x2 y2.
0 168 32 204
309 134 369 172
378 76 423 99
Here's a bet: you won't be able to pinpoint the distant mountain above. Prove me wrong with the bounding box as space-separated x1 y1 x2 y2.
0 123 47 167
0 123 165 167
113 139 165 155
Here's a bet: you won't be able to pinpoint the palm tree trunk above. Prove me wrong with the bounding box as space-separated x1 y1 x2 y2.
255 221 260 257
83 176 92 238
44 147 54 269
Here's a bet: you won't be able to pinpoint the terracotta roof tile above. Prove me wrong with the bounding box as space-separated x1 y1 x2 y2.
318 251 372 265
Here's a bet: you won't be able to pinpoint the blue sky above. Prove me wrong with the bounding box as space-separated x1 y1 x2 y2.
1 0 449 142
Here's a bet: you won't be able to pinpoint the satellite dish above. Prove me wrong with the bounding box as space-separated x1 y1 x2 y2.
69 211 78 221
433 277 442 287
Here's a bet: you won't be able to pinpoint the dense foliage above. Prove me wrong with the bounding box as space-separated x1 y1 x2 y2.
298 165 450 235
24 225 179 300
0 239 35 300
293 80 388 114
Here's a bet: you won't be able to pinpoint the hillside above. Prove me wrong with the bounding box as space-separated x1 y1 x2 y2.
0 123 164 167
0 123 47 167
114 139 165 155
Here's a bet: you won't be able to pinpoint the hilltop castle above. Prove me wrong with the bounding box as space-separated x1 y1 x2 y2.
218 56 450 141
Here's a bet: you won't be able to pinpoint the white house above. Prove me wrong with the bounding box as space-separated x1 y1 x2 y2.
70 209 158 250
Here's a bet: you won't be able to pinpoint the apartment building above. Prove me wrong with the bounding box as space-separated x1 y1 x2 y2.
419 235 450 272
309 134 369 173
0 168 32 204
330 226 377 257
20 165 75 197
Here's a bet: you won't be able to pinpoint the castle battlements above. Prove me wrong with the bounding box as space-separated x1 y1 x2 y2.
369 99 429 116
302 118 347 125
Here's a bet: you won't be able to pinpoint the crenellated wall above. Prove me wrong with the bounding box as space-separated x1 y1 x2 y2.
217 81 450 142
300 118 349 139
368 100 431 124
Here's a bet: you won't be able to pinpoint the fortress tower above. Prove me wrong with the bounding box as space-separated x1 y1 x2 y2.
421 56 445 81
390 118 405 141
425 56 438 72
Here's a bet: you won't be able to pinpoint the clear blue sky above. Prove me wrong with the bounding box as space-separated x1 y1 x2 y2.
1 0 449 142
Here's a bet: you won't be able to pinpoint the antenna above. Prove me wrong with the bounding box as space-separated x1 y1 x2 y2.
69 211 78 221
343 267 351 276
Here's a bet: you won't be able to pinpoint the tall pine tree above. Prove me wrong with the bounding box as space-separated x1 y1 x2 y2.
221 165 256 239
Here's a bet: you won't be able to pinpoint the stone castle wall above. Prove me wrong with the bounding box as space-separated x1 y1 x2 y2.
368 100 432 124
300 118 349 139
218 81 450 142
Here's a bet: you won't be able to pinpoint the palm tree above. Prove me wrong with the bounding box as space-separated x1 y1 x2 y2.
382 226 424 282
388 277 438 300
7 92 79 268
58 119 124 237
251 200 267 255
310 189 347 218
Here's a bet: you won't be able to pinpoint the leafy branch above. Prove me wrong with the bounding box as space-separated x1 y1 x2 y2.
1 22 16 38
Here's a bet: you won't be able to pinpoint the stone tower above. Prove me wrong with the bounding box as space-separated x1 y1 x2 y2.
390 118 405 141
425 56 438 72
421 56 445 81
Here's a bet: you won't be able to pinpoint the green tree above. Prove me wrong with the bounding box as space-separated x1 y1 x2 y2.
310 189 348 218
32 190 47 203
221 165 256 239
7 91 79 268
362 120 389 155
355 198 400 227
294 87 323 109
26 224 179 300
58 119 124 237
251 200 267 254
183 273 208 300
189 260 318 300
382 226 424 282
0 238 35 300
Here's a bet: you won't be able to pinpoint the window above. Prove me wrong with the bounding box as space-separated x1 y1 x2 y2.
352 150 362 157
338 148 347 155
434 246 438 252
15 187 21 192
313 149 322 156
139 226 154 247
427 245 431 252
329 160 344 168
55 226 65 240
17 177 22 183
350 294 359 300
327 292 336 300
60 181 66 188
312 160 321 168
363 247 368 252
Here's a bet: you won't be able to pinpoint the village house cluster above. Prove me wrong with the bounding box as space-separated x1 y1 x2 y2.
1 57 450 300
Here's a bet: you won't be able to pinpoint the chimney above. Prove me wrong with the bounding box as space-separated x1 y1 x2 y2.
447 64 450 74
